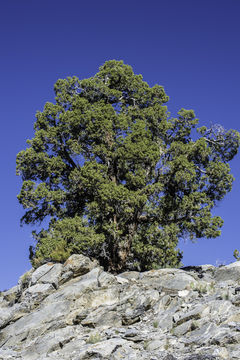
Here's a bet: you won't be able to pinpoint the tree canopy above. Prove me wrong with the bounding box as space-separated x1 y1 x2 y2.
16 60 240 271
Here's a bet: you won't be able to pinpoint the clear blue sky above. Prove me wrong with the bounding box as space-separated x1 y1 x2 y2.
1 0 239 290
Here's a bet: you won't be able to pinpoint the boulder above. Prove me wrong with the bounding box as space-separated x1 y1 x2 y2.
214 261 240 283
31 263 63 288
62 254 98 278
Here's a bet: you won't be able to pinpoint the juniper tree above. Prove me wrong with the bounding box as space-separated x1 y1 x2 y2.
16 60 240 271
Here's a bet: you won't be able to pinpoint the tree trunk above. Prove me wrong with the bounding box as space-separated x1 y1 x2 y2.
115 221 137 272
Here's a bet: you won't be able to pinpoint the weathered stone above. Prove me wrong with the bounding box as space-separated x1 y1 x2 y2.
1 255 240 359
174 304 209 326
118 271 140 281
36 263 63 288
172 319 196 336
223 312 240 323
81 305 122 328
178 289 190 297
21 283 55 307
21 326 77 360
0 348 21 360
214 261 240 283
29 263 63 290
140 268 197 292
155 312 174 332
185 355 217 360
163 356 177 360
62 254 98 277
209 300 236 324
115 275 129 284
0 302 29 330
18 269 34 291
31 263 55 285
231 294 240 306
76 338 128 359
181 265 215 282
98 271 117 287
184 322 220 346
59 270 74 284
2 286 19 304
0 299 71 347
47 267 101 303
0 307 15 330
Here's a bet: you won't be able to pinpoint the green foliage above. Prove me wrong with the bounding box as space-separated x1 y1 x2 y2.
233 249 240 261
222 291 230 301
16 60 240 272
31 216 105 267
21 271 32 286
153 321 159 328
189 281 215 295
164 338 170 350
86 332 102 344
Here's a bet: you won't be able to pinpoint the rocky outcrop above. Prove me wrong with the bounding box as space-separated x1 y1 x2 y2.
0 255 240 359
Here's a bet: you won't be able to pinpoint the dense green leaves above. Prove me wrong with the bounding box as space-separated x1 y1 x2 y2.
17 60 240 271
30 216 105 267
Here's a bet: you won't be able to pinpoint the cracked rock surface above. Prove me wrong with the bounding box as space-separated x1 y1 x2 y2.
0 255 240 359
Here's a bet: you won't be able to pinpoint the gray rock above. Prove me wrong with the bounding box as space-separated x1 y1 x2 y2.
2 286 19 304
21 283 55 307
145 338 165 350
47 267 101 304
62 254 98 277
172 319 194 336
1 255 240 360
155 312 174 332
21 326 77 360
98 271 117 287
185 355 217 360
37 263 63 288
140 268 197 292
174 304 209 326
75 338 128 359
0 302 29 330
0 348 22 360
118 271 140 281
81 305 121 328
18 269 34 291
59 270 74 284
31 263 55 284
214 261 240 283
31 263 63 289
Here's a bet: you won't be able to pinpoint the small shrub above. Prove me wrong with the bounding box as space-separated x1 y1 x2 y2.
164 338 170 350
189 281 215 295
86 332 102 344
22 271 31 283
189 282 195 290
209 281 215 292
153 321 159 328
233 249 240 261
143 340 149 350
20 271 32 289
223 292 229 301
198 284 207 294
